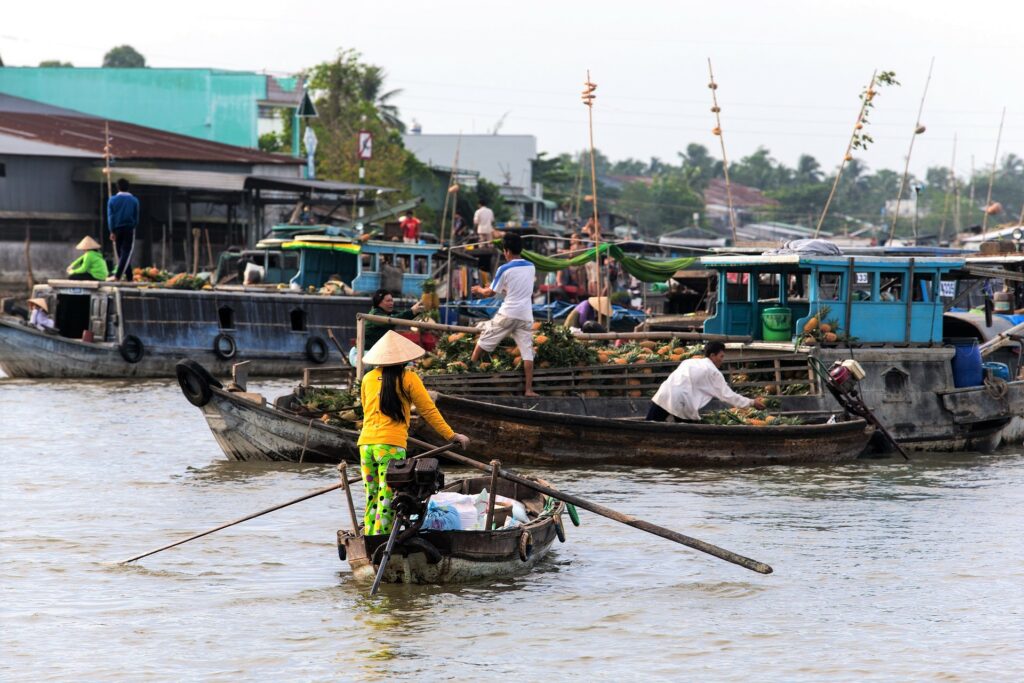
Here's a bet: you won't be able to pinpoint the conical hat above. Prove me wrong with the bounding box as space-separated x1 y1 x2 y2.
75 236 102 251
588 296 612 316
28 298 49 313
362 330 426 366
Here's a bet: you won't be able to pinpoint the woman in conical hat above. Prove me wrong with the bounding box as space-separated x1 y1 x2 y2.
563 295 612 330
357 330 469 535
27 298 55 332
66 235 109 281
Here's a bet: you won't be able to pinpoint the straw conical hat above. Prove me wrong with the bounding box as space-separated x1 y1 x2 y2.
75 236 102 251
588 296 612 316
362 330 426 366
28 298 49 313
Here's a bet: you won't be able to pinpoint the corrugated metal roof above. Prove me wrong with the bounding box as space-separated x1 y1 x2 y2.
0 94 300 165
73 166 249 192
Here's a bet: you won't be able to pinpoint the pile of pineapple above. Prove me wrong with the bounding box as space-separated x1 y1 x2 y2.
798 306 846 346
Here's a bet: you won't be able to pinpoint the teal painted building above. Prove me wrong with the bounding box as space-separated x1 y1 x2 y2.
0 67 300 148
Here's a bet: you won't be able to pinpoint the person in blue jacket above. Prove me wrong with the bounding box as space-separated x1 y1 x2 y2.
107 178 140 281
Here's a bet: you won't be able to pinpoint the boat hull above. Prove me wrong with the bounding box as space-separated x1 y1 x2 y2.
338 477 564 585
0 319 323 378
422 394 873 467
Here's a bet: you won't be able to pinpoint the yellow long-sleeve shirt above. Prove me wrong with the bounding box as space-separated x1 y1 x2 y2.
357 368 455 449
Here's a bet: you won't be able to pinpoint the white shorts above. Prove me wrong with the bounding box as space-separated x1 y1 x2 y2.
477 314 534 361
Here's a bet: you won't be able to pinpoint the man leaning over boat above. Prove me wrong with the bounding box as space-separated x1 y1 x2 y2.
646 341 766 422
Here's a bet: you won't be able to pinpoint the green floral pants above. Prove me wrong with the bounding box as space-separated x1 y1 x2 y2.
360 444 407 535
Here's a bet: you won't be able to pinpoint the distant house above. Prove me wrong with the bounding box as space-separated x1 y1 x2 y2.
703 178 780 231
0 67 303 149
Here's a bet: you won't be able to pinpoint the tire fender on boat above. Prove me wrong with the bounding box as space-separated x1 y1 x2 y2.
370 536 442 566
553 514 566 543
518 530 533 562
566 503 581 527
176 359 222 408
212 333 237 360
119 335 145 363
305 335 329 364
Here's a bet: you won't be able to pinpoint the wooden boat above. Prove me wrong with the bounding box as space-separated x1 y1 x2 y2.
337 474 566 585
418 393 873 467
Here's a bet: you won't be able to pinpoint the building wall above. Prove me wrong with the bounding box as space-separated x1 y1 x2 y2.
0 68 286 148
401 134 536 189
0 155 97 217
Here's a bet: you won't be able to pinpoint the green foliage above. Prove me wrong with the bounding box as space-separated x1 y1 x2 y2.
617 172 703 235
851 70 899 152
258 131 289 154
39 60 73 68
103 45 146 68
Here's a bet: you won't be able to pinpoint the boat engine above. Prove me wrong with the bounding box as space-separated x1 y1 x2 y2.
369 458 445 596
827 359 866 393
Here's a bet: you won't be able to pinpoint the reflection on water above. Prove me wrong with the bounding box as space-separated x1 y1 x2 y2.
2 377 1024 679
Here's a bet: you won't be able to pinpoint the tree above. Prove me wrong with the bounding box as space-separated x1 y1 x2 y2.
357 64 405 132
794 155 823 184
39 60 73 68
729 147 790 191
617 171 703 236
103 45 146 68
678 143 720 190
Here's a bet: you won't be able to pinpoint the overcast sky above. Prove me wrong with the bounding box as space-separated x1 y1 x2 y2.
3 0 1021 182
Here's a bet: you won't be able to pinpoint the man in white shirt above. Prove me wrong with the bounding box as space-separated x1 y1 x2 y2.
647 341 765 421
473 199 495 243
471 233 539 396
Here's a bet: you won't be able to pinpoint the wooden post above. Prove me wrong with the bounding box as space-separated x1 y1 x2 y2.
484 459 501 531
185 195 193 274
844 258 854 346
339 463 362 535
204 228 214 270
904 258 915 344
355 317 365 381
24 225 35 291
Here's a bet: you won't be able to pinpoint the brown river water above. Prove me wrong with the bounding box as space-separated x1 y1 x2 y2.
2 376 1023 681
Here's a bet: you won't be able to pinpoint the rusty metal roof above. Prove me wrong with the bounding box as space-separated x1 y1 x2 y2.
0 98 300 165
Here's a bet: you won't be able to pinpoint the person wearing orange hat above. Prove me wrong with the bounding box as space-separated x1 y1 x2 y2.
66 236 109 281
357 331 470 535
27 298 55 332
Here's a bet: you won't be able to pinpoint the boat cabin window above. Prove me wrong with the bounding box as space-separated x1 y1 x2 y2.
853 272 873 301
282 252 298 271
757 273 781 302
412 255 429 275
817 272 843 300
290 308 307 332
725 272 749 302
787 271 810 301
218 306 235 330
361 253 378 273
912 273 935 302
880 273 905 302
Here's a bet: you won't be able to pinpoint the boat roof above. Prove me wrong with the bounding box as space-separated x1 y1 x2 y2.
701 254 966 269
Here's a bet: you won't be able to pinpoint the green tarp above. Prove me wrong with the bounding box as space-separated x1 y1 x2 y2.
518 243 697 283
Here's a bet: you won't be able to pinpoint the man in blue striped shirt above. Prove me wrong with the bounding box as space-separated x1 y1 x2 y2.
107 178 140 281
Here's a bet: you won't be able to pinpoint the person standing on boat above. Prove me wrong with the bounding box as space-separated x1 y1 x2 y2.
470 232 539 397
400 209 421 244
358 331 470 535
646 341 765 422
65 236 109 281
474 199 495 244
107 178 140 281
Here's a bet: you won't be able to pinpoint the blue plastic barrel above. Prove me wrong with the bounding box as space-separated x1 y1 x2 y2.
951 340 984 387
983 361 1010 381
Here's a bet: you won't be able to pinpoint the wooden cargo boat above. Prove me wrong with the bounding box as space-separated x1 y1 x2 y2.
419 393 873 467
337 474 565 585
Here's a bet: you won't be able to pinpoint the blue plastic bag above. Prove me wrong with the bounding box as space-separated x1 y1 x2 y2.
422 501 462 531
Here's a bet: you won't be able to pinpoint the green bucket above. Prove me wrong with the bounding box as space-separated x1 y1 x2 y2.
761 307 792 341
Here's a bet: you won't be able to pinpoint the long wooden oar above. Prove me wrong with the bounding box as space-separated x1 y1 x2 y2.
120 442 459 564
409 436 773 575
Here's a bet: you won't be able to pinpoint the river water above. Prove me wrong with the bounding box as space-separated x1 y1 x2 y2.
2 376 1023 681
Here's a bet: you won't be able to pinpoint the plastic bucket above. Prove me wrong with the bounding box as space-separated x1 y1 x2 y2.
761 307 792 341
951 340 984 388
983 361 1010 381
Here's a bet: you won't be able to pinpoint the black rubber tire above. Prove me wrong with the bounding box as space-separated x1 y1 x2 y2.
212 333 237 360
119 335 145 363
337 543 347 562
305 335 329 364
554 514 566 543
176 359 222 408
518 530 533 562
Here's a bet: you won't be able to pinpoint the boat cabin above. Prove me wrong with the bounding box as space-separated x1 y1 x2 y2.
700 254 966 344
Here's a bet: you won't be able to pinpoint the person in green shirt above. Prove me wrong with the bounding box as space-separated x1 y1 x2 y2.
66 236 109 281
350 288 424 365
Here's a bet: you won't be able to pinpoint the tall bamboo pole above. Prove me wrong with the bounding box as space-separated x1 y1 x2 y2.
981 107 1006 232
815 70 877 238
888 58 934 245
582 71 603 321
707 59 737 243
938 133 957 244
